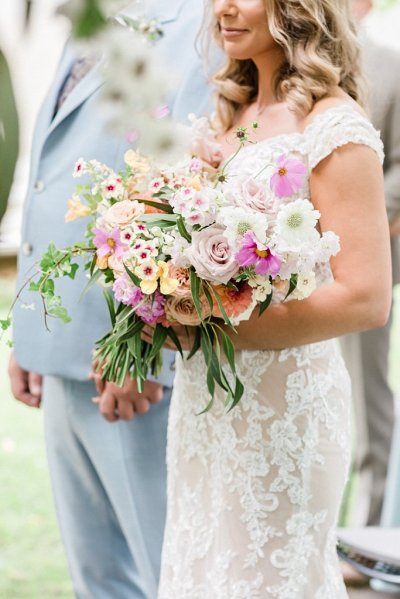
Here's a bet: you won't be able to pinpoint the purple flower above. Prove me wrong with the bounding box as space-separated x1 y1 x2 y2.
235 231 281 276
136 290 166 324
93 227 126 258
270 154 307 198
113 275 144 306
113 276 166 324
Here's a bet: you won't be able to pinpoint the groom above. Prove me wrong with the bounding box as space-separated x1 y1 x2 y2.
8 2 212 597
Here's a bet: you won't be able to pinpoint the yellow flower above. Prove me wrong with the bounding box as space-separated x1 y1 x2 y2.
140 279 158 294
135 258 158 295
124 149 151 172
158 261 179 295
188 176 202 191
65 195 91 223
96 254 110 270
134 259 179 296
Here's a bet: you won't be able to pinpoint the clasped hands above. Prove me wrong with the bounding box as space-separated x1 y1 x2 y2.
9 352 164 423
90 369 163 423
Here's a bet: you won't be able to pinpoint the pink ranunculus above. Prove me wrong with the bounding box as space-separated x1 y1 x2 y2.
103 199 144 228
270 154 307 198
165 293 211 326
235 231 281 276
186 225 239 285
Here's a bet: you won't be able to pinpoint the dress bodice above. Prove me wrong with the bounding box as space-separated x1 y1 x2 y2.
222 104 384 291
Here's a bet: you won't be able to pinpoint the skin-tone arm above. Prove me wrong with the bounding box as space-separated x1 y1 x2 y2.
226 143 392 350
8 353 42 408
144 142 392 352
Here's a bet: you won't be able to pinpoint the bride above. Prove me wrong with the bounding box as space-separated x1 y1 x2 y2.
154 0 391 596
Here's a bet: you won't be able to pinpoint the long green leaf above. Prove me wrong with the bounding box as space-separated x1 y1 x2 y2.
208 283 232 326
284 274 298 300
166 326 183 357
187 327 201 360
103 290 116 327
221 330 236 374
190 270 203 321
147 324 168 361
176 215 192 242
124 264 141 287
259 291 273 317
135 198 173 213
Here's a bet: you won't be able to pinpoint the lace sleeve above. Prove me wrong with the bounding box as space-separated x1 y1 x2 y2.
307 106 384 169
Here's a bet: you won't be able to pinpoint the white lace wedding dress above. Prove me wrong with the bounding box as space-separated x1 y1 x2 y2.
158 105 384 599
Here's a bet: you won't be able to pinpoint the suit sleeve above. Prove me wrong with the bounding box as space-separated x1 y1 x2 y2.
383 84 400 222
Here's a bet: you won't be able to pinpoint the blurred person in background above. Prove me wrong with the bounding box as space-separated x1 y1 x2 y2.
7 1 211 598
341 0 400 528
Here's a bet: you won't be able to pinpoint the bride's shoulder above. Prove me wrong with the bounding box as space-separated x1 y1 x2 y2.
302 94 384 169
302 93 367 133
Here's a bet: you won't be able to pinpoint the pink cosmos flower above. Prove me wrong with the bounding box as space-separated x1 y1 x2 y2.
270 154 307 198
235 231 281 276
93 227 126 259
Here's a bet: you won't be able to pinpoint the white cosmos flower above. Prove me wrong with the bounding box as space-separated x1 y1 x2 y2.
217 206 268 246
276 199 320 245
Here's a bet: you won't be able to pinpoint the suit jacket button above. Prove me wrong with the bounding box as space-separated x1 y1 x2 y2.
21 242 33 256
34 180 45 192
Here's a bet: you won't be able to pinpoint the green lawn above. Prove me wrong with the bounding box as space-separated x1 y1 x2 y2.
0 277 73 599
0 274 399 597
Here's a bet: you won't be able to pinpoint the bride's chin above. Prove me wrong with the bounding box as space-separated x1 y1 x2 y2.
222 45 254 62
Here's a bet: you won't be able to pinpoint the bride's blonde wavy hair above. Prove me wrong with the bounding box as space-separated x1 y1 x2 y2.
205 0 365 131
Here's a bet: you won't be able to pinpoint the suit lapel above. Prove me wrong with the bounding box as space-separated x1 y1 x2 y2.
44 0 186 138
47 59 104 136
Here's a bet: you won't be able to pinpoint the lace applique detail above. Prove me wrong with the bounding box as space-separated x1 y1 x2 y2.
157 104 370 599
307 105 384 168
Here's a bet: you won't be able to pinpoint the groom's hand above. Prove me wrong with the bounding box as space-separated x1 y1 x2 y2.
92 375 163 423
8 352 42 408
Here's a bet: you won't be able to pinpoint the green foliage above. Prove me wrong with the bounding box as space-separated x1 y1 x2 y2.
71 0 107 39
0 282 72 598
0 49 19 225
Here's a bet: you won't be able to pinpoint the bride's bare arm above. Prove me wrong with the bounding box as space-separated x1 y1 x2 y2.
227 142 392 351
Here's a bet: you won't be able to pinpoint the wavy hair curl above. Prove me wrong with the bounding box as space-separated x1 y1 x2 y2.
206 0 365 131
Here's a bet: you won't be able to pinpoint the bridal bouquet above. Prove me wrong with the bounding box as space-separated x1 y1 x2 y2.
9 118 340 411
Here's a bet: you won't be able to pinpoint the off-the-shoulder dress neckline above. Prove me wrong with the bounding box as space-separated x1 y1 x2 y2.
219 102 362 165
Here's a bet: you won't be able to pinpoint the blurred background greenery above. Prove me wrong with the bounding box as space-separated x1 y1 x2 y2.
0 268 72 599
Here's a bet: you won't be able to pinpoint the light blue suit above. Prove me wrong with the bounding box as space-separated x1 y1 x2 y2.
13 2 213 597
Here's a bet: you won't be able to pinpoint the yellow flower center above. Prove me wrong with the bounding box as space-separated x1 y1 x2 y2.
107 238 116 249
278 167 287 177
255 248 270 259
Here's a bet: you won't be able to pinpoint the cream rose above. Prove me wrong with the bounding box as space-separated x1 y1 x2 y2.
103 200 144 228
